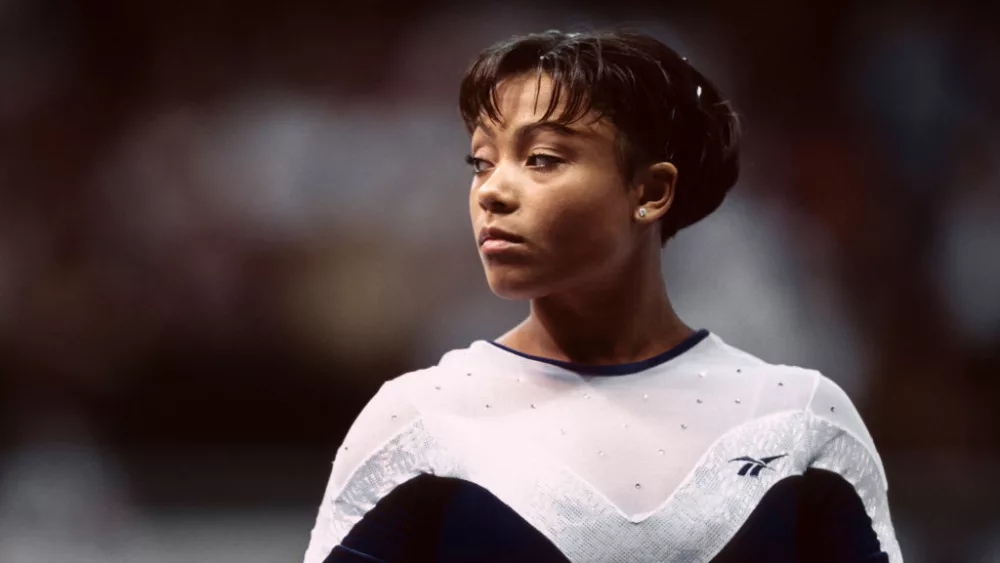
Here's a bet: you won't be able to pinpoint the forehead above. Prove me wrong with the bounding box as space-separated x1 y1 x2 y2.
472 72 615 141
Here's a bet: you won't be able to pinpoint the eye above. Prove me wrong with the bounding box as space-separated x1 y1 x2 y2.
526 153 564 169
464 154 492 174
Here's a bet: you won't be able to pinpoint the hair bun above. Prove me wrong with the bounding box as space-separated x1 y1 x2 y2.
662 71 741 237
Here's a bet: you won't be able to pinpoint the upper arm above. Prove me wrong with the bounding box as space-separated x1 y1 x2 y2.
806 374 885 484
796 468 890 562
803 374 903 562
304 378 422 563
324 474 455 563
330 476 571 563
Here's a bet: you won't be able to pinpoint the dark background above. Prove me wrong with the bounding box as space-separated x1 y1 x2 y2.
1 1 998 561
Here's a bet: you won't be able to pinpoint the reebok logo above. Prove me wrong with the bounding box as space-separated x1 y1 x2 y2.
729 454 788 477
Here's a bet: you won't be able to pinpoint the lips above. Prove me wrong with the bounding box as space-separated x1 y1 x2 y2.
478 226 524 247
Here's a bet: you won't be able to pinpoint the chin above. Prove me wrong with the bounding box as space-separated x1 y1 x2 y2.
484 270 548 300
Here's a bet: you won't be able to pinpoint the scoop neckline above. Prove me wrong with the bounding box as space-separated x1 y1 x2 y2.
482 329 711 376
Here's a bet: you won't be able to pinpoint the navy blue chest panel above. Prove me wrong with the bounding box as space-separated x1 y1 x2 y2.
323 470 888 563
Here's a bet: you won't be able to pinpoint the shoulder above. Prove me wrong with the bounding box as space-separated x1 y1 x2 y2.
347 343 485 436
704 335 867 425
734 358 888 487
708 336 883 466
697 335 823 417
385 344 481 399
739 361 876 446
327 344 486 483
803 371 879 451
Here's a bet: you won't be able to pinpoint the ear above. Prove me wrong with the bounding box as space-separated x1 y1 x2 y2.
631 161 677 222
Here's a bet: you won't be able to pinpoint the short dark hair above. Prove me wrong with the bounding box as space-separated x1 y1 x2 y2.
459 28 741 242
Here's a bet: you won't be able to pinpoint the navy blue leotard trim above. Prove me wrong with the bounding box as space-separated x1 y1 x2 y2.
324 474 569 563
486 328 710 375
324 469 887 563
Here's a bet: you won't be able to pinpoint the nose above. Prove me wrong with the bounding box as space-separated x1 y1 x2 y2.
476 165 518 215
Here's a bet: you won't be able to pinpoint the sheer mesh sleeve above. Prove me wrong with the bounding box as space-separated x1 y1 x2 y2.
804 373 902 561
806 374 886 486
303 377 423 563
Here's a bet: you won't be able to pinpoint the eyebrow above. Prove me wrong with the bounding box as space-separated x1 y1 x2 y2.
474 119 583 145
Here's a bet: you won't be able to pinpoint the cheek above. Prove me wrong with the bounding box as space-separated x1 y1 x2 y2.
536 174 630 269
468 187 478 224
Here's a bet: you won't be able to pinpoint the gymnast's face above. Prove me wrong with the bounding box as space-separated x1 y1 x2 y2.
468 73 642 300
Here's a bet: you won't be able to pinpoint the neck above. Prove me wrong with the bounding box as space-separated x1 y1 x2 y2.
498 244 692 365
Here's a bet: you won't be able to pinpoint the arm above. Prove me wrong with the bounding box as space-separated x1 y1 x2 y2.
326 475 571 563
801 375 904 562
303 378 424 563
796 468 891 562
322 475 453 563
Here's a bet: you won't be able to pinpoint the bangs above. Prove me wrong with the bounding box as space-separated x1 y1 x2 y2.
459 34 603 132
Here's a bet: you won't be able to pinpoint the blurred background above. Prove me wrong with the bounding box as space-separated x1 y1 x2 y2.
1 0 997 561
